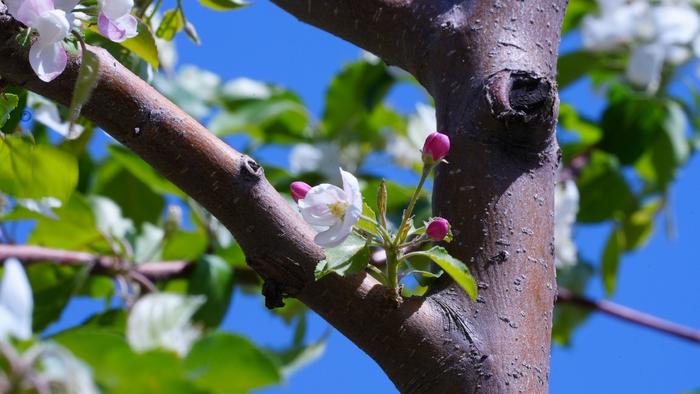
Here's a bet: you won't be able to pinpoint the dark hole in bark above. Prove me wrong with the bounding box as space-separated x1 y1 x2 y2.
508 74 550 113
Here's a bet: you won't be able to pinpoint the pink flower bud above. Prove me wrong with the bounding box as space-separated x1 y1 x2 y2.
422 132 450 162
426 217 450 241
290 181 312 202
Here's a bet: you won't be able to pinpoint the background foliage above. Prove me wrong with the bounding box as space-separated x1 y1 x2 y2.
1 0 699 392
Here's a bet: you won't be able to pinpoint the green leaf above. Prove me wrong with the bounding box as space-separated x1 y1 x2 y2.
1 87 27 133
157 8 185 41
162 228 208 261
0 135 78 201
120 19 160 68
92 162 165 227
68 49 100 135
29 193 107 251
28 263 86 331
0 93 19 127
552 263 594 346
557 51 606 88
622 200 660 251
635 101 690 192
561 0 596 34
208 98 308 142
576 151 636 223
600 95 670 165
322 61 395 141
188 255 234 327
55 328 199 393
314 233 368 280
408 246 477 300
356 202 378 235
602 227 625 295
107 145 184 196
199 0 248 11
185 333 281 393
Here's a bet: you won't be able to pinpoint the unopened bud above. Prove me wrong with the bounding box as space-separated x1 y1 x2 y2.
422 132 450 163
290 181 312 203
426 217 450 241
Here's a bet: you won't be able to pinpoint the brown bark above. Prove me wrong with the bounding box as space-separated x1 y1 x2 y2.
0 1 567 392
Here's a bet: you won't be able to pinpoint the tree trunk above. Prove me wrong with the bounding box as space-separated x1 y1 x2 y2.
0 1 566 392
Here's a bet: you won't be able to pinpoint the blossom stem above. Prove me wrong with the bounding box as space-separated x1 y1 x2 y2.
386 249 399 292
366 264 388 284
395 166 431 247
398 234 427 250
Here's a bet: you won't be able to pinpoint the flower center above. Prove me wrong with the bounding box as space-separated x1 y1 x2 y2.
328 201 349 218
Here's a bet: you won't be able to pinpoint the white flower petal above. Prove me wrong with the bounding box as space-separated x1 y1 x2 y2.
29 41 68 82
626 43 665 93
127 293 204 357
648 5 700 45
289 143 324 176
554 180 579 268
53 0 81 12
17 197 62 219
299 184 345 227
33 9 70 44
99 0 134 20
314 218 351 248
35 343 100 394
340 168 362 213
0 258 33 340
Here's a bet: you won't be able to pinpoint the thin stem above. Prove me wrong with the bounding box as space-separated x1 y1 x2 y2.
394 167 430 247
386 251 399 291
398 234 427 250
366 264 387 284
557 288 700 344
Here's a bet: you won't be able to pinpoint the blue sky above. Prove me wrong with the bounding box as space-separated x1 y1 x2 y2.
54 2 700 393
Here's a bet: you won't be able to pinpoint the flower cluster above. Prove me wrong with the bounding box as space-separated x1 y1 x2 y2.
2 0 137 82
289 131 477 300
582 0 700 92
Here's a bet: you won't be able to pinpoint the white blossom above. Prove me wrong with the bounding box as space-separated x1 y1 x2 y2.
554 180 580 268
582 0 700 92
0 258 33 341
298 168 362 248
127 293 204 357
33 343 100 394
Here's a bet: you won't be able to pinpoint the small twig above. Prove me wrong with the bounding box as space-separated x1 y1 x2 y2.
557 288 700 344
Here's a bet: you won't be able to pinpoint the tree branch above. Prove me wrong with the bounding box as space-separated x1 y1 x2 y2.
0 8 457 392
557 288 700 344
268 0 423 73
4 244 699 345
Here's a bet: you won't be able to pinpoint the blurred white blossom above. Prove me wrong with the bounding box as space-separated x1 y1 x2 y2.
127 293 205 357
34 343 100 394
27 93 84 139
17 197 62 219
0 258 33 341
389 103 436 168
582 0 700 92
289 142 359 182
554 180 580 268
154 66 220 118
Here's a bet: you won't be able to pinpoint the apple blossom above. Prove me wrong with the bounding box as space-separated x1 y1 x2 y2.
290 181 311 202
97 0 138 43
422 131 450 163
554 180 579 268
426 217 450 241
4 0 75 82
297 168 362 248
0 258 33 340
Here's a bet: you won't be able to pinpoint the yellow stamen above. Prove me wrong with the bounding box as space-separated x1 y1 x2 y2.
328 201 349 218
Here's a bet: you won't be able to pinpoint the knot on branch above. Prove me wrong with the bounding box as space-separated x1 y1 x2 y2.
241 156 263 180
484 70 557 150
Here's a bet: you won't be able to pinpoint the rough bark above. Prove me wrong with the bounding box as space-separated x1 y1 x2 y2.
0 1 567 392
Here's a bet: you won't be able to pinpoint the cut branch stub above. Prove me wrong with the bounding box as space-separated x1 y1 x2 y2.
485 69 558 149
